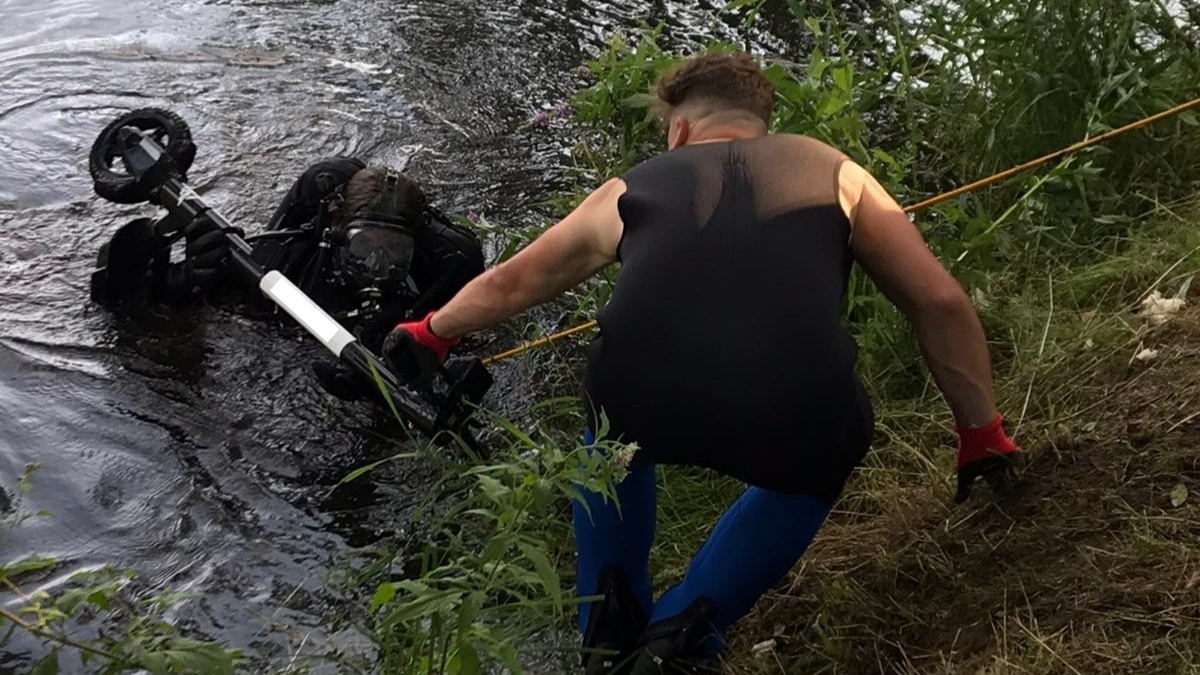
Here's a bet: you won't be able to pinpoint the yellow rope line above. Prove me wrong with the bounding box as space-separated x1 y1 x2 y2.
482 95 1200 366
482 319 599 365
902 96 1200 214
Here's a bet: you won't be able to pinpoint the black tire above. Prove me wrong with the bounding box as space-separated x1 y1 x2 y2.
89 108 196 204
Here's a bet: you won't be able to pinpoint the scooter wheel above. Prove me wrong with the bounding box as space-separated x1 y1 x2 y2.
89 108 196 204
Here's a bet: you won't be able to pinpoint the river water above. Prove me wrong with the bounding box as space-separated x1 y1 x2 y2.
0 0 789 671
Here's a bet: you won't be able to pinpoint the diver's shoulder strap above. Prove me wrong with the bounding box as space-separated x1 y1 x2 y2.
265 157 366 231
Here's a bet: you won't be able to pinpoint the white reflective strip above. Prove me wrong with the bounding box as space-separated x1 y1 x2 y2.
260 271 356 357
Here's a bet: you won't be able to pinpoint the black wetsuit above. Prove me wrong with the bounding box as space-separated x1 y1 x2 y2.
248 206 483 352
583 134 874 503
158 158 484 354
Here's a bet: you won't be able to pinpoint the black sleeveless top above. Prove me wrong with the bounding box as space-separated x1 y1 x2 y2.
583 135 874 504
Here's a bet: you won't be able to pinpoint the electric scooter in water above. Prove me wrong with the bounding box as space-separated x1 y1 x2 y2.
87 108 492 451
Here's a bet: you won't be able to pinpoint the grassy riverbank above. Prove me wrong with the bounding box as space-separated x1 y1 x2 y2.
4 1 1199 673
446 1 1200 671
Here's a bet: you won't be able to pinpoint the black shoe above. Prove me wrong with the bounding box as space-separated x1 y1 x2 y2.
581 567 647 675
629 599 719 675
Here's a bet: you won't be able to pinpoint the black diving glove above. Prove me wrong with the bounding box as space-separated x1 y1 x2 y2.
158 213 242 303
91 217 164 304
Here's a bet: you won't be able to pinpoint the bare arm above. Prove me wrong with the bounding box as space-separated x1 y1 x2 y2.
841 162 998 427
428 178 626 339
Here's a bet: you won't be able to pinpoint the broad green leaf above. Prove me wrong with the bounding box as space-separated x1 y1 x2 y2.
455 642 481 675
832 65 854 94
1 555 57 579
386 591 465 622
785 0 805 23
561 485 588 513
872 148 901 174
152 590 197 612
85 589 112 610
28 607 69 624
456 591 484 636
138 651 169 675
392 579 430 595
818 94 847 118
806 49 828 81
475 474 509 503
518 542 562 612
160 639 239 675
370 582 397 612
621 93 657 110
54 588 90 615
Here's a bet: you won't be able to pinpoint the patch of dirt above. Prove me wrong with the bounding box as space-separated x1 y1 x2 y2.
728 309 1200 674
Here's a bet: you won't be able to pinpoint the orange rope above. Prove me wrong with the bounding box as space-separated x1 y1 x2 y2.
482 95 1200 366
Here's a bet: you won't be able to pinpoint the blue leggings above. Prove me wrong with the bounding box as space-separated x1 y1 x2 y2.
574 431 832 645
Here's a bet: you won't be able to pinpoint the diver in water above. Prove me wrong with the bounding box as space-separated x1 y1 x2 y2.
383 51 1022 673
103 157 485 397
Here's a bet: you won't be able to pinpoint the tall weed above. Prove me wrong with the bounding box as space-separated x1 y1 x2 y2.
350 409 631 674
568 0 1200 396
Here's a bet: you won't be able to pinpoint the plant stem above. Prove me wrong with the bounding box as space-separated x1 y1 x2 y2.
0 605 128 665
2 576 31 602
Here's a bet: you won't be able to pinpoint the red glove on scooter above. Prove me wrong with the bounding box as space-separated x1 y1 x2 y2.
389 312 458 359
382 312 459 383
955 415 1022 503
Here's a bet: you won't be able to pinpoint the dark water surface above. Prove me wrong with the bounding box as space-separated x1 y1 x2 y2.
0 0 783 671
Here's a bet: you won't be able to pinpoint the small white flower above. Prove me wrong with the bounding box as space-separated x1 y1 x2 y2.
609 443 638 482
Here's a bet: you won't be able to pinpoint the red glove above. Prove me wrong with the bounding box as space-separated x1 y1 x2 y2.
955 415 1021 503
389 312 458 361
382 312 459 387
